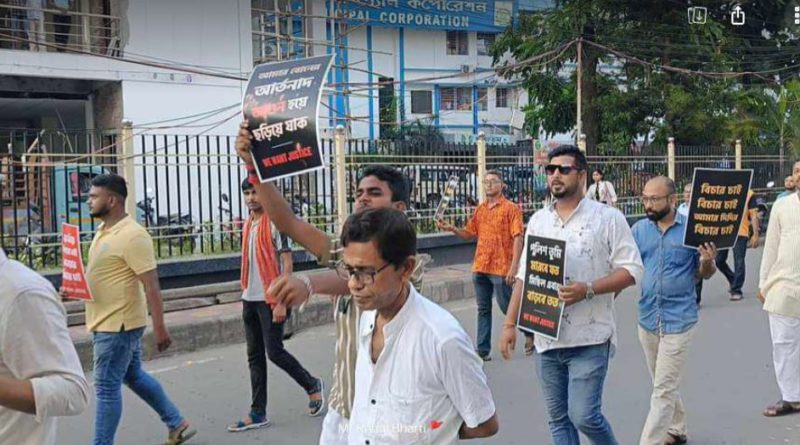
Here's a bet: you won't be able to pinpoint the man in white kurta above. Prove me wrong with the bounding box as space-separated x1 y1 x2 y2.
0 248 90 444
759 160 800 417
339 207 498 444
350 285 496 444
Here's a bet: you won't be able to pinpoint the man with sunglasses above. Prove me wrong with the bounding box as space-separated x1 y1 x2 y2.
234 122 430 444
499 145 643 445
341 207 498 444
632 177 717 445
437 169 532 360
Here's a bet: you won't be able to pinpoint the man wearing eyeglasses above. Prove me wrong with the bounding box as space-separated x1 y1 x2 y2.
631 177 717 445
342 207 498 444
499 145 643 445
234 122 430 444
437 169 531 360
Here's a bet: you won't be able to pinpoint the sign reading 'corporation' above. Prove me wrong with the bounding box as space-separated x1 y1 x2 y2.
343 0 516 33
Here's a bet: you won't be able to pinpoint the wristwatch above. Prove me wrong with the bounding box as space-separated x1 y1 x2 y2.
585 282 596 301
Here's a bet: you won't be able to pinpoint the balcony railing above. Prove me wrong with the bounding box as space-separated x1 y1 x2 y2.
0 3 120 56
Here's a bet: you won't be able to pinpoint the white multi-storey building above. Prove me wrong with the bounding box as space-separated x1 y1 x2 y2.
0 1 544 237
0 0 537 150
253 0 531 144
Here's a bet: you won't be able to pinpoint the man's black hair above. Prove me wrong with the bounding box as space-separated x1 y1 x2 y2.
547 145 589 172
485 169 504 182
340 207 416 268
91 174 128 199
241 178 254 191
358 166 410 205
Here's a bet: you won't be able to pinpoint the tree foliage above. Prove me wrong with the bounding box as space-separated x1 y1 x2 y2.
492 0 800 153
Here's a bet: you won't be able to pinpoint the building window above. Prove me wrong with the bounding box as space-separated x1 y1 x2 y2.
440 87 472 111
411 90 433 114
378 76 396 138
446 31 468 55
477 88 488 111
477 33 495 56
252 0 308 64
496 87 509 108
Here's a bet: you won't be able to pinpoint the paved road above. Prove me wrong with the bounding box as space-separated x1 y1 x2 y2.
60 249 800 444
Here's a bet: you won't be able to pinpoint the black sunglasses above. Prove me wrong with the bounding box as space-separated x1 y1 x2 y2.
544 164 582 175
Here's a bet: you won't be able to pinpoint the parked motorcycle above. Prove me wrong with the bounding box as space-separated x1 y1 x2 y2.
217 193 244 247
136 188 197 252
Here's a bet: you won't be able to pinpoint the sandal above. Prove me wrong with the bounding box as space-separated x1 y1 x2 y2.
763 400 800 417
524 335 535 356
308 378 326 417
165 422 197 445
227 412 271 432
665 432 687 445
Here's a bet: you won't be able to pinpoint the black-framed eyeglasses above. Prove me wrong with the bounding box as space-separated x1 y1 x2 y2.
640 194 673 204
544 164 582 176
335 260 392 285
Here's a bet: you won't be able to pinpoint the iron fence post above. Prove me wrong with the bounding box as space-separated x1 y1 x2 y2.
120 120 137 218
735 139 742 170
667 137 676 180
578 134 587 152
334 125 347 233
477 131 486 204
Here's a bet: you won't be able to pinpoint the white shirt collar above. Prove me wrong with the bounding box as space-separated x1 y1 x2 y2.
547 196 591 225
360 285 417 339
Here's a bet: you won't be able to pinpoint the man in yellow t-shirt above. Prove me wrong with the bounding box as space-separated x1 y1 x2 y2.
714 190 760 301
84 174 195 445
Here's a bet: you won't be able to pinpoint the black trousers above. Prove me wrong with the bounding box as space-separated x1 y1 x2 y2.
242 300 316 417
695 278 703 304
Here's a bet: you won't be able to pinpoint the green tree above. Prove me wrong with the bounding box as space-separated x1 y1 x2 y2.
733 80 800 158
491 0 799 152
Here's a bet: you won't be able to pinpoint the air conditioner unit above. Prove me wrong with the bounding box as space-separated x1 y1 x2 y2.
460 64 472 73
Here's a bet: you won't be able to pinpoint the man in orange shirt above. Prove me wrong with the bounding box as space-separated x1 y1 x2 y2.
438 170 531 360
715 190 760 301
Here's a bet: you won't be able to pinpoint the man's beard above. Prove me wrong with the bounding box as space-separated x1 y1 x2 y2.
646 207 671 222
551 184 576 199
90 206 109 218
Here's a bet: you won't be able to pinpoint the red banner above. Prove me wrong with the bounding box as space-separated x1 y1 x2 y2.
61 223 93 301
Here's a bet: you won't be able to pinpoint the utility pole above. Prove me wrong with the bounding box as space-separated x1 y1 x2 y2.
576 37 582 144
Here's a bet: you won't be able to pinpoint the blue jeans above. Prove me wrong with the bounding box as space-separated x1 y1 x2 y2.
92 328 183 445
715 236 748 295
473 273 512 355
535 342 618 445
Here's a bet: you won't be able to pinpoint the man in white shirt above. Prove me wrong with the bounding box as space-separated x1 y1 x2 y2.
341 207 499 444
677 183 691 218
0 248 89 445
759 160 800 418
500 145 644 445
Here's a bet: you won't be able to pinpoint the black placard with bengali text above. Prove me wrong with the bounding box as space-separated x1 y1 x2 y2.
517 235 566 340
683 168 753 250
242 55 333 182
